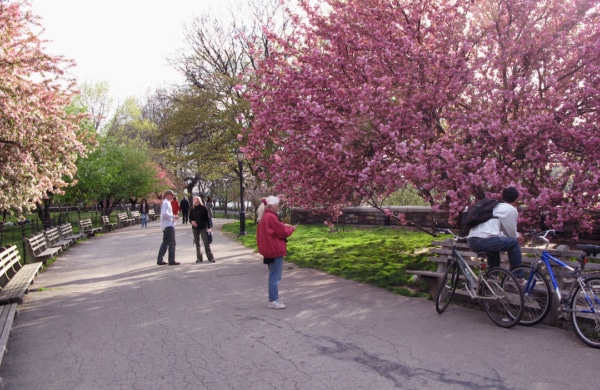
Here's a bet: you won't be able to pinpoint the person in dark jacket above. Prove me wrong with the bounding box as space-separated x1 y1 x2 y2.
189 196 215 263
256 196 296 309
179 197 190 224
140 198 150 228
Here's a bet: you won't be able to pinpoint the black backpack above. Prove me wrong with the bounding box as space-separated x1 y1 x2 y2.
463 198 499 229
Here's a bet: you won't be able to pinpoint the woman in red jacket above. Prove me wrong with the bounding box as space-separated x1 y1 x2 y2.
171 195 180 216
256 196 296 309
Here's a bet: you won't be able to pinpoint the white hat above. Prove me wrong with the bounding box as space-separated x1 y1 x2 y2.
265 196 280 206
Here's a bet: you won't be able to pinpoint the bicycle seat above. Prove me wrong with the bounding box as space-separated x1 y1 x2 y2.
476 251 492 259
576 244 600 257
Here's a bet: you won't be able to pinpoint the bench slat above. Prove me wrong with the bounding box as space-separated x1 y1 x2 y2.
406 270 445 278
0 263 42 305
0 303 18 367
117 213 135 228
0 246 43 304
23 233 61 264
101 216 117 232
60 223 84 242
45 227 71 250
79 219 101 237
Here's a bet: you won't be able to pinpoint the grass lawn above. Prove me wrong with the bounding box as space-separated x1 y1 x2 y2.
222 222 439 298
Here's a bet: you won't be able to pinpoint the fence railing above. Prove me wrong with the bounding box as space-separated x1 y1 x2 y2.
0 204 141 248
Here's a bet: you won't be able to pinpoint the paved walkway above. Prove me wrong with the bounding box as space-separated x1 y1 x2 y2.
0 219 599 389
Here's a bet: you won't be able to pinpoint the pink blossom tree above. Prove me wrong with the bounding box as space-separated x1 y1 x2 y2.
245 0 600 233
0 1 90 212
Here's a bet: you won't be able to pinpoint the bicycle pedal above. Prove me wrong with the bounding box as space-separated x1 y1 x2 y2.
559 313 571 321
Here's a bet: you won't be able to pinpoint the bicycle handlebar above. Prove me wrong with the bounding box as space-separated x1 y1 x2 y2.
530 230 600 258
434 227 467 241
527 229 564 248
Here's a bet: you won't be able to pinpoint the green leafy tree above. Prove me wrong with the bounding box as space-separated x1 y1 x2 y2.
64 136 162 214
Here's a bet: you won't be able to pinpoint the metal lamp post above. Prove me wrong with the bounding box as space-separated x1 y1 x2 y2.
235 149 246 236
223 178 229 217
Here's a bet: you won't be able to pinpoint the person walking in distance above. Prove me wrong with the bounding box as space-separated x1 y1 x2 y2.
140 198 150 228
189 196 215 263
256 196 296 309
180 196 190 224
157 190 179 266
171 195 180 218
205 196 214 219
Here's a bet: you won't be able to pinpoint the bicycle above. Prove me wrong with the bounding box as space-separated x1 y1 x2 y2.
510 230 600 348
435 228 525 328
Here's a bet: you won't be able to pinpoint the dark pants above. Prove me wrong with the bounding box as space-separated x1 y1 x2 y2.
192 228 214 261
467 236 522 270
181 210 189 224
157 226 176 264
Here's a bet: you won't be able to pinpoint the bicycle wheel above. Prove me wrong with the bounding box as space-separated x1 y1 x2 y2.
510 265 552 326
436 260 458 313
480 267 524 328
570 277 600 348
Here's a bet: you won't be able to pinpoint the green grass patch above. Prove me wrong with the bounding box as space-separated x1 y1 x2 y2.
222 222 438 298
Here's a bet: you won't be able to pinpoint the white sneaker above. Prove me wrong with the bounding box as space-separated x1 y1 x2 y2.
268 300 286 309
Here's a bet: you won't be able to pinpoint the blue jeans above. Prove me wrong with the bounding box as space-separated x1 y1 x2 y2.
141 213 148 227
268 257 284 302
467 236 522 270
157 226 176 264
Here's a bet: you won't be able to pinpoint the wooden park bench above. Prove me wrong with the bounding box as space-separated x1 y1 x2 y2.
148 209 157 221
130 211 141 224
0 245 43 305
59 222 85 243
44 226 73 251
0 303 18 370
101 215 117 232
117 212 135 228
78 218 101 237
0 245 43 370
407 238 600 324
23 232 62 264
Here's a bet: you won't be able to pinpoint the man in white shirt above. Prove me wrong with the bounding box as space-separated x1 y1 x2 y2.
467 187 523 270
157 190 179 265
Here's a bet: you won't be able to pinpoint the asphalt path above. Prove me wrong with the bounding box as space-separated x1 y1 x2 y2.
0 218 599 389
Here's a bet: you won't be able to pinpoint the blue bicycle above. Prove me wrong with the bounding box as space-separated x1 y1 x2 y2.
511 230 600 348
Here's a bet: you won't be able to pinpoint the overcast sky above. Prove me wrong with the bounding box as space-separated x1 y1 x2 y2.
31 0 234 103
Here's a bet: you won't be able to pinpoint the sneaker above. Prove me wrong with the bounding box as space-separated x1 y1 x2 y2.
209 258 216 263
518 278 528 288
268 300 286 309
506 278 527 289
196 259 203 263
168 262 180 266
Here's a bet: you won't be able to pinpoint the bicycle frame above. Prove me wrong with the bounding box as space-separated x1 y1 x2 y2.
452 247 500 301
533 251 600 322
452 248 478 298
526 231 586 304
532 251 577 304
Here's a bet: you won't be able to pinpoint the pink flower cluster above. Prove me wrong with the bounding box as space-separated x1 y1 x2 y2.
243 0 600 235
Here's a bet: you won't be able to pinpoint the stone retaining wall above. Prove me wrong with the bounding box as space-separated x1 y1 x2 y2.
291 206 450 229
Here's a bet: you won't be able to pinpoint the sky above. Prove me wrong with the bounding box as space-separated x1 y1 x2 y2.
30 0 235 103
